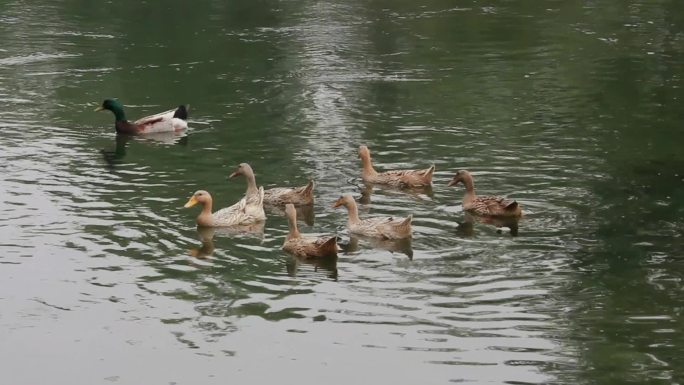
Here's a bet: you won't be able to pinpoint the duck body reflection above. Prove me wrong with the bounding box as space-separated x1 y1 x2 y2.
341 234 414 260
456 212 520 237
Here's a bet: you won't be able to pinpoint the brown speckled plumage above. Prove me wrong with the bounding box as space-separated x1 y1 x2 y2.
282 204 338 259
332 194 412 239
230 163 314 206
447 170 522 217
359 145 434 187
264 180 314 206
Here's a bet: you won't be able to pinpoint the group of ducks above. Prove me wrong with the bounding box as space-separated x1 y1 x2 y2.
96 99 523 260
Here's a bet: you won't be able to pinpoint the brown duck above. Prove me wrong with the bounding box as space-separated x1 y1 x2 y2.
359 145 434 187
229 163 314 206
184 189 265 227
282 204 338 258
447 170 522 217
332 194 412 239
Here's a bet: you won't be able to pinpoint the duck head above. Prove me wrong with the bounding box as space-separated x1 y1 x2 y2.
447 170 470 187
228 163 253 179
95 99 126 121
184 190 212 208
332 194 354 208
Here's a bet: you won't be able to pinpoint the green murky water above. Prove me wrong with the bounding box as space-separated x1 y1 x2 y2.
1 1 683 384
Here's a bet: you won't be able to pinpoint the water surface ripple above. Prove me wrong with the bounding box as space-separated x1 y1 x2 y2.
1 1 683 384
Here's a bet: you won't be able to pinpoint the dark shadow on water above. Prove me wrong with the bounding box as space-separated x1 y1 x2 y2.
188 223 266 259
285 254 338 281
456 212 520 237
359 182 434 204
188 227 218 259
100 131 189 171
100 134 131 171
340 234 413 260
265 203 314 226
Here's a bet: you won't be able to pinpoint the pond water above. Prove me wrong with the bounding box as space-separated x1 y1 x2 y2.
1 1 683 384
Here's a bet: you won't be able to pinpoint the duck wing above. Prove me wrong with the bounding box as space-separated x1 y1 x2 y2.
134 106 188 133
243 186 266 221
133 108 176 126
264 180 314 205
471 195 518 216
377 214 412 239
376 166 434 187
210 199 247 226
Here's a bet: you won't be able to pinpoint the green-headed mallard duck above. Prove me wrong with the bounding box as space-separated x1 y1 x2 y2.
184 189 265 227
96 99 188 135
447 170 522 217
359 145 435 187
229 163 314 206
282 204 338 258
332 194 412 239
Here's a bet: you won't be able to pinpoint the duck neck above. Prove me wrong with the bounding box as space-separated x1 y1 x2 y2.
196 200 214 226
286 213 301 240
462 175 476 205
345 201 361 225
360 153 377 176
109 105 127 122
243 166 259 197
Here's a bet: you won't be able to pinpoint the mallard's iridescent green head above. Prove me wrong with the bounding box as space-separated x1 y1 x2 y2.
95 99 126 121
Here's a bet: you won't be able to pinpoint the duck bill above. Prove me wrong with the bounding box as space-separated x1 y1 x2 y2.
228 170 240 179
184 196 199 208
94 106 105 112
447 179 457 187
332 201 342 208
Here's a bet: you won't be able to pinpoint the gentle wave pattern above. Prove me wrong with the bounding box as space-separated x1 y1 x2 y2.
1 1 683 385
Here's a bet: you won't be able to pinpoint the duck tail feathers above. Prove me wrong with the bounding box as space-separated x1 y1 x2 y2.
399 214 413 228
505 200 518 210
173 104 189 120
424 164 436 180
322 236 339 254
303 180 315 197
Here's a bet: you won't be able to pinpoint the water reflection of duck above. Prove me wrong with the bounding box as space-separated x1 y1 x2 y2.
447 170 522 217
359 182 433 205
100 131 188 170
359 145 434 187
95 99 188 134
100 134 131 170
333 194 412 239
341 234 413 260
282 204 338 259
266 203 315 226
188 227 217 259
456 212 519 237
188 223 266 259
285 254 338 281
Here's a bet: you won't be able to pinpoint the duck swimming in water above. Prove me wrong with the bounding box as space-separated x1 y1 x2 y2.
332 194 412 239
184 189 265 227
358 145 435 187
447 170 522 217
229 163 314 206
96 99 188 135
282 204 338 259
